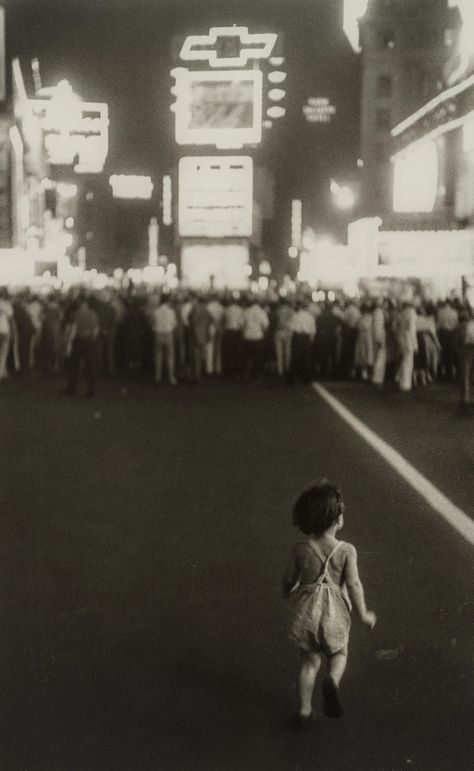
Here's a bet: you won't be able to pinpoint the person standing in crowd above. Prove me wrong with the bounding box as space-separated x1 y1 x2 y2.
63 295 100 397
188 295 213 383
340 299 360 379
121 297 146 373
371 298 387 388
423 302 441 383
94 290 118 377
274 298 294 378
354 302 374 381
437 299 459 381
0 289 14 381
41 294 63 375
315 302 340 380
12 293 35 375
396 301 418 392
27 294 43 370
222 296 244 377
206 294 224 376
242 296 269 380
289 299 316 384
456 305 474 413
152 294 178 385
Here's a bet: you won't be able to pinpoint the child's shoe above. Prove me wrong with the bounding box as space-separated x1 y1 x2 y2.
322 676 343 718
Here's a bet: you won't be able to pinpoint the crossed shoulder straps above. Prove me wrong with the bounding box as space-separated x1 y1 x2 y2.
307 540 342 583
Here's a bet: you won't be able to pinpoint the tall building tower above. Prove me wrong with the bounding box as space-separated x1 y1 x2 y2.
358 0 458 216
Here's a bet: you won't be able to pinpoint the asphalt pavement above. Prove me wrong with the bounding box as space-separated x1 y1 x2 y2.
1 375 473 770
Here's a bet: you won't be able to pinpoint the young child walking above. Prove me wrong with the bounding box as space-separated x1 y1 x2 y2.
283 479 376 726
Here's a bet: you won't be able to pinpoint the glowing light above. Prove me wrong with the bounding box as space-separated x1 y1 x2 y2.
393 140 438 213
56 183 78 199
143 265 165 283
303 97 336 124
268 71 287 85
174 69 263 147
288 246 299 259
259 260 272 276
269 56 285 66
109 174 154 200
29 88 109 173
291 199 302 249
343 0 369 52
267 105 286 119
162 175 172 225
181 242 249 289
268 88 286 101
148 217 159 267
449 1 474 78
463 115 474 152
258 276 269 291
244 264 252 277
178 156 253 238
330 180 356 210
263 119 273 129
328 290 336 302
180 27 277 68
65 217 74 228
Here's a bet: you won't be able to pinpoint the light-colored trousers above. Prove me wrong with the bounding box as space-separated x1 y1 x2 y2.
154 333 176 383
372 344 387 385
275 330 292 375
398 350 414 391
0 333 10 379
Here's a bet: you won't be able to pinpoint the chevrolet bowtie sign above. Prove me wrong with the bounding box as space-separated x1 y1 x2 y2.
180 27 277 68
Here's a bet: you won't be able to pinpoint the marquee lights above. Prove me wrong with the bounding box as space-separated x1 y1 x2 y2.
393 140 438 213
303 97 336 124
180 27 277 68
174 69 263 147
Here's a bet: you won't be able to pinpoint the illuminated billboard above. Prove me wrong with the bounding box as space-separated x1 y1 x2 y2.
393 140 438 213
109 175 153 200
180 27 277 68
175 70 262 147
29 90 109 173
181 241 249 289
179 156 253 238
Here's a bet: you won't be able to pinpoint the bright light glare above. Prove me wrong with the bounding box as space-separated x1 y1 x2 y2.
291 199 302 248
393 140 438 213
330 180 356 209
65 217 74 228
57 183 78 199
288 246 299 258
269 56 285 66
180 27 277 68
181 242 249 289
268 71 287 84
162 175 172 225
109 175 153 200
343 0 369 52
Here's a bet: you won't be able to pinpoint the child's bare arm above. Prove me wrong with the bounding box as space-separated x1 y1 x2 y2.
344 544 376 627
282 549 300 595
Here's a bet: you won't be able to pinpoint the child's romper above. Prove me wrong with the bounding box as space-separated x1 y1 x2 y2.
290 541 351 655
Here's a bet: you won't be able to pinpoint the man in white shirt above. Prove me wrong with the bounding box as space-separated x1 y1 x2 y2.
206 295 224 375
242 298 269 379
0 291 13 380
289 300 316 383
223 298 244 376
152 295 178 385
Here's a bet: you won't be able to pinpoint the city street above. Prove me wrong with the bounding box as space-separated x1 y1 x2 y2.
1 377 473 770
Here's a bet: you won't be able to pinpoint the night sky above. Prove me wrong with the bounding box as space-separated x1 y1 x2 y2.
5 0 361 258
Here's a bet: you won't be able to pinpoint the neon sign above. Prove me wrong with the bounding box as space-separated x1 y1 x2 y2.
174 69 262 147
180 27 276 68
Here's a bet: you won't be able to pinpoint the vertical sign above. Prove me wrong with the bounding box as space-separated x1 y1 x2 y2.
0 6 5 102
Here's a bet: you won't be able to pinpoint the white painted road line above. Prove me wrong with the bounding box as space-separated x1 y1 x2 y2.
313 383 474 547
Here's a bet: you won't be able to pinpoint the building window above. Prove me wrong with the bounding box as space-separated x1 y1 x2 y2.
376 108 391 131
377 74 392 98
378 29 396 50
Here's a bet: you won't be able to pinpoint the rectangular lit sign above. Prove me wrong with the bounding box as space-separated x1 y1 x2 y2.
175 70 262 147
30 99 109 173
181 241 249 289
109 175 154 199
179 156 253 238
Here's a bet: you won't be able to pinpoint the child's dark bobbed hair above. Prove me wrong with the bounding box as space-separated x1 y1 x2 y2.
292 479 344 536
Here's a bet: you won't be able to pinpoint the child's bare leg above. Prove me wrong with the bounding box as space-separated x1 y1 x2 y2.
298 650 321 716
328 646 348 686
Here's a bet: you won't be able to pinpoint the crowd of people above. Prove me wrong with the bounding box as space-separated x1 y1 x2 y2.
0 286 473 407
